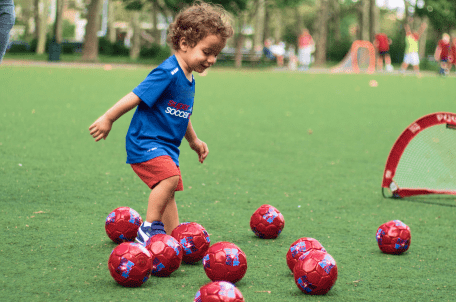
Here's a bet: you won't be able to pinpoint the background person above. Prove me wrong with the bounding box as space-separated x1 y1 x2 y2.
0 0 15 63
298 29 314 71
449 37 456 73
434 33 451 75
374 33 393 72
400 21 427 75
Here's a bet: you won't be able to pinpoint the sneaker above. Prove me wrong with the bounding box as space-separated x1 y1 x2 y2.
135 221 166 245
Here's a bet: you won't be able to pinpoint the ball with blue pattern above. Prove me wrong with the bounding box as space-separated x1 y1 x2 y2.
194 281 245 302
250 204 285 239
376 220 411 255
203 241 247 284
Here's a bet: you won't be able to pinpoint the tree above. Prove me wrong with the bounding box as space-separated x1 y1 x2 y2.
35 0 49 54
81 0 104 61
416 0 456 33
53 0 66 43
315 0 329 65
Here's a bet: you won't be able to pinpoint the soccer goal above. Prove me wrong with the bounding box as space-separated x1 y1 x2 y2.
331 40 376 74
382 112 456 198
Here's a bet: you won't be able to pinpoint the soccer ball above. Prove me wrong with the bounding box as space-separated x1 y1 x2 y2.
376 220 411 255
107 242 152 287
293 249 338 295
286 237 326 272
105 207 142 243
250 204 285 239
171 222 210 263
145 234 183 277
203 241 248 284
194 281 245 302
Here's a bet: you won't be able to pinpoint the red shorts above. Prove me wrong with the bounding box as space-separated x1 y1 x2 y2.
131 156 184 191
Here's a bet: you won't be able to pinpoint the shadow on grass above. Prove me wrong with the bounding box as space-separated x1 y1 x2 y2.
401 196 456 208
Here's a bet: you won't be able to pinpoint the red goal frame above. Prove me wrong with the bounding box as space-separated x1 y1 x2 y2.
382 112 456 198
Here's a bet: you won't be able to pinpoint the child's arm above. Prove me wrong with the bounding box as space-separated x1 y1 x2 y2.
89 92 141 142
417 22 427 37
434 44 442 61
184 119 209 164
404 24 412 35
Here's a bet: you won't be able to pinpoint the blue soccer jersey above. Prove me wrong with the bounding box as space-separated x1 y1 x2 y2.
126 55 195 166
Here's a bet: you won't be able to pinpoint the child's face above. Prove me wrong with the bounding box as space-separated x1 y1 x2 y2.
181 34 226 74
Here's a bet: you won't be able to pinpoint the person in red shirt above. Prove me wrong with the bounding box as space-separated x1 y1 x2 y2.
298 29 315 71
447 37 456 73
434 33 451 75
374 33 393 72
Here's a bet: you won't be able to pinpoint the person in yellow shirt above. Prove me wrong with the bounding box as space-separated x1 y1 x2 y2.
400 21 427 74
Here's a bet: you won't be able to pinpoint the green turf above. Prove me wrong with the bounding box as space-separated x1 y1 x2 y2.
1 65 455 301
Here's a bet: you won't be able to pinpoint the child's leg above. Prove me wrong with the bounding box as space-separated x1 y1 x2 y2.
146 175 180 223
162 196 179 234
401 62 408 71
377 56 383 70
385 54 392 66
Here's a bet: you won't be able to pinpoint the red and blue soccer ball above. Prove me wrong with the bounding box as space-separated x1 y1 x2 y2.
293 249 338 295
108 242 152 287
105 207 142 243
376 220 411 255
203 241 248 284
250 204 285 239
145 234 183 277
286 237 326 272
171 222 211 264
194 281 245 302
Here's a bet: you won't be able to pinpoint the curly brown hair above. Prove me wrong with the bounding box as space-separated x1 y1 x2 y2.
167 1 234 50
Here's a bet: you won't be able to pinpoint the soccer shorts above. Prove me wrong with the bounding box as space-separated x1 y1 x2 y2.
378 50 389 57
131 156 184 191
403 52 420 66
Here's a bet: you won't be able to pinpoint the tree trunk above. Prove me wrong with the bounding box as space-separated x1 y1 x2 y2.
36 0 49 54
53 0 65 43
151 1 160 44
370 0 379 42
332 0 341 42
253 0 265 51
130 11 141 60
263 5 270 40
81 0 103 61
418 16 429 59
315 0 329 65
361 0 370 41
273 9 282 43
107 0 116 43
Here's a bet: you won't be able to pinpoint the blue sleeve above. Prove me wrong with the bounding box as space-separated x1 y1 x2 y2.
132 68 173 107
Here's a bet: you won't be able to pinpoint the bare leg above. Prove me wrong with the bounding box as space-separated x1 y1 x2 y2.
162 197 179 234
385 55 392 66
146 175 180 223
377 57 383 71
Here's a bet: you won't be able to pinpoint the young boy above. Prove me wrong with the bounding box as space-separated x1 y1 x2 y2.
434 33 451 75
89 2 234 244
373 33 393 72
400 21 427 74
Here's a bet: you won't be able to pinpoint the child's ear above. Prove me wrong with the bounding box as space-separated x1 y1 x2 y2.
179 37 188 52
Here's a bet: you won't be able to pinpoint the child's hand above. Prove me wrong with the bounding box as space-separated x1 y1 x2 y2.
89 115 112 142
189 139 209 163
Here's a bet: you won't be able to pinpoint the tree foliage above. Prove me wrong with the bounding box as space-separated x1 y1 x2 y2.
416 0 456 33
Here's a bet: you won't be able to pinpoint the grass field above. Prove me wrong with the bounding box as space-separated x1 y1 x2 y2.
1 64 455 302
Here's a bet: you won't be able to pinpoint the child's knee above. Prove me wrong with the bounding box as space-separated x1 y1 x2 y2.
162 175 180 190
